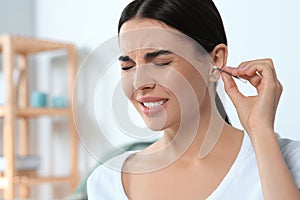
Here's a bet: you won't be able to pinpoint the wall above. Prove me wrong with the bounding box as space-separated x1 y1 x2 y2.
34 0 131 50
0 0 35 36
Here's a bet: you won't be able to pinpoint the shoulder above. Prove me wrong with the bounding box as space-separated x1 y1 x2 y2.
87 151 136 200
277 134 300 188
87 161 119 199
87 163 115 189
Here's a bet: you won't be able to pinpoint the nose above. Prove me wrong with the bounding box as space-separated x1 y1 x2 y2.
133 64 156 90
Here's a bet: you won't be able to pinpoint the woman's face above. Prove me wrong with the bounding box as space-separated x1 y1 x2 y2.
119 18 211 132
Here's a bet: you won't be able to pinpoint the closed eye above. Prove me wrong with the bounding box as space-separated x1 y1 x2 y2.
154 61 172 67
121 65 134 71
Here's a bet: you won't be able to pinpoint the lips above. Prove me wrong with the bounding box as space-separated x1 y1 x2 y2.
137 96 169 115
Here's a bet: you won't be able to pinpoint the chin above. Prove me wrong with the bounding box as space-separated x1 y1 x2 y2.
143 116 168 132
146 125 165 132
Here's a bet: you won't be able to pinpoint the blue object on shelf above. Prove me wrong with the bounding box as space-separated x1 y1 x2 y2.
31 91 47 107
52 96 68 108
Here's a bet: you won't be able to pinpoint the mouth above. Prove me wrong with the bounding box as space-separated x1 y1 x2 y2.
142 99 168 108
137 97 169 115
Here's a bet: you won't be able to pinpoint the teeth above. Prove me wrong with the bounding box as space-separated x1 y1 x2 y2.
143 100 166 108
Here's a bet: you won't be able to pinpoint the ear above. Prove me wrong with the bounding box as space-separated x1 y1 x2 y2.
209 44 228 82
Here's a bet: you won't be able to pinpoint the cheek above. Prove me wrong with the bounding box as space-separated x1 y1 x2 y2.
130 97 139 111
190 71 207 96
171 64 206 92
176 63 208 98
121 71 135 99
159 69 200 112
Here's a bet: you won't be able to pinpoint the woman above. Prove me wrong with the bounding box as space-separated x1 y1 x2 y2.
87 0 300 199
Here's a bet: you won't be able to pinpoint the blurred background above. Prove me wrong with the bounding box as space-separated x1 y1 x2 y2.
0 0 299 199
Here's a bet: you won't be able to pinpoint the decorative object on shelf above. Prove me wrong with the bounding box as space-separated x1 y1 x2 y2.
30 91 48 107
52 96 68 108
0 155 40 172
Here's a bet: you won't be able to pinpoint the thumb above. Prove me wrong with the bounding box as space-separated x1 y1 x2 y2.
221 72 245 107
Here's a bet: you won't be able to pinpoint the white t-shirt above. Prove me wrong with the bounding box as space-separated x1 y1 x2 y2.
87 133 300 200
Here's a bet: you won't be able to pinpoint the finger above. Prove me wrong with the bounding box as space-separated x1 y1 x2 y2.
221 66 236 73
232 62 277 91
235 59 277 82
234 60 283 109
223 66 262 87
238 58 275 71
239 74 262 87
220 71 245 108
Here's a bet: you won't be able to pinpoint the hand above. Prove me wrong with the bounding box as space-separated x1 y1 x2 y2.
220 58 283 136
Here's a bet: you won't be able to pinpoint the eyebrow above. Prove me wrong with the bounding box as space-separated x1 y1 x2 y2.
118 49 173 62
144 50 173 60
118 55 132 62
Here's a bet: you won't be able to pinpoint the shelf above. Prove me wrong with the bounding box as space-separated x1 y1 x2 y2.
0 35 74 55
0 34 78 199
0 107 70 118
16 176 73 185
17 108 70 117
0 175 73 187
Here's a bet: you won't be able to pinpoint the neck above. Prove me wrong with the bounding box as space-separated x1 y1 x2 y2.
161 98 226 159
